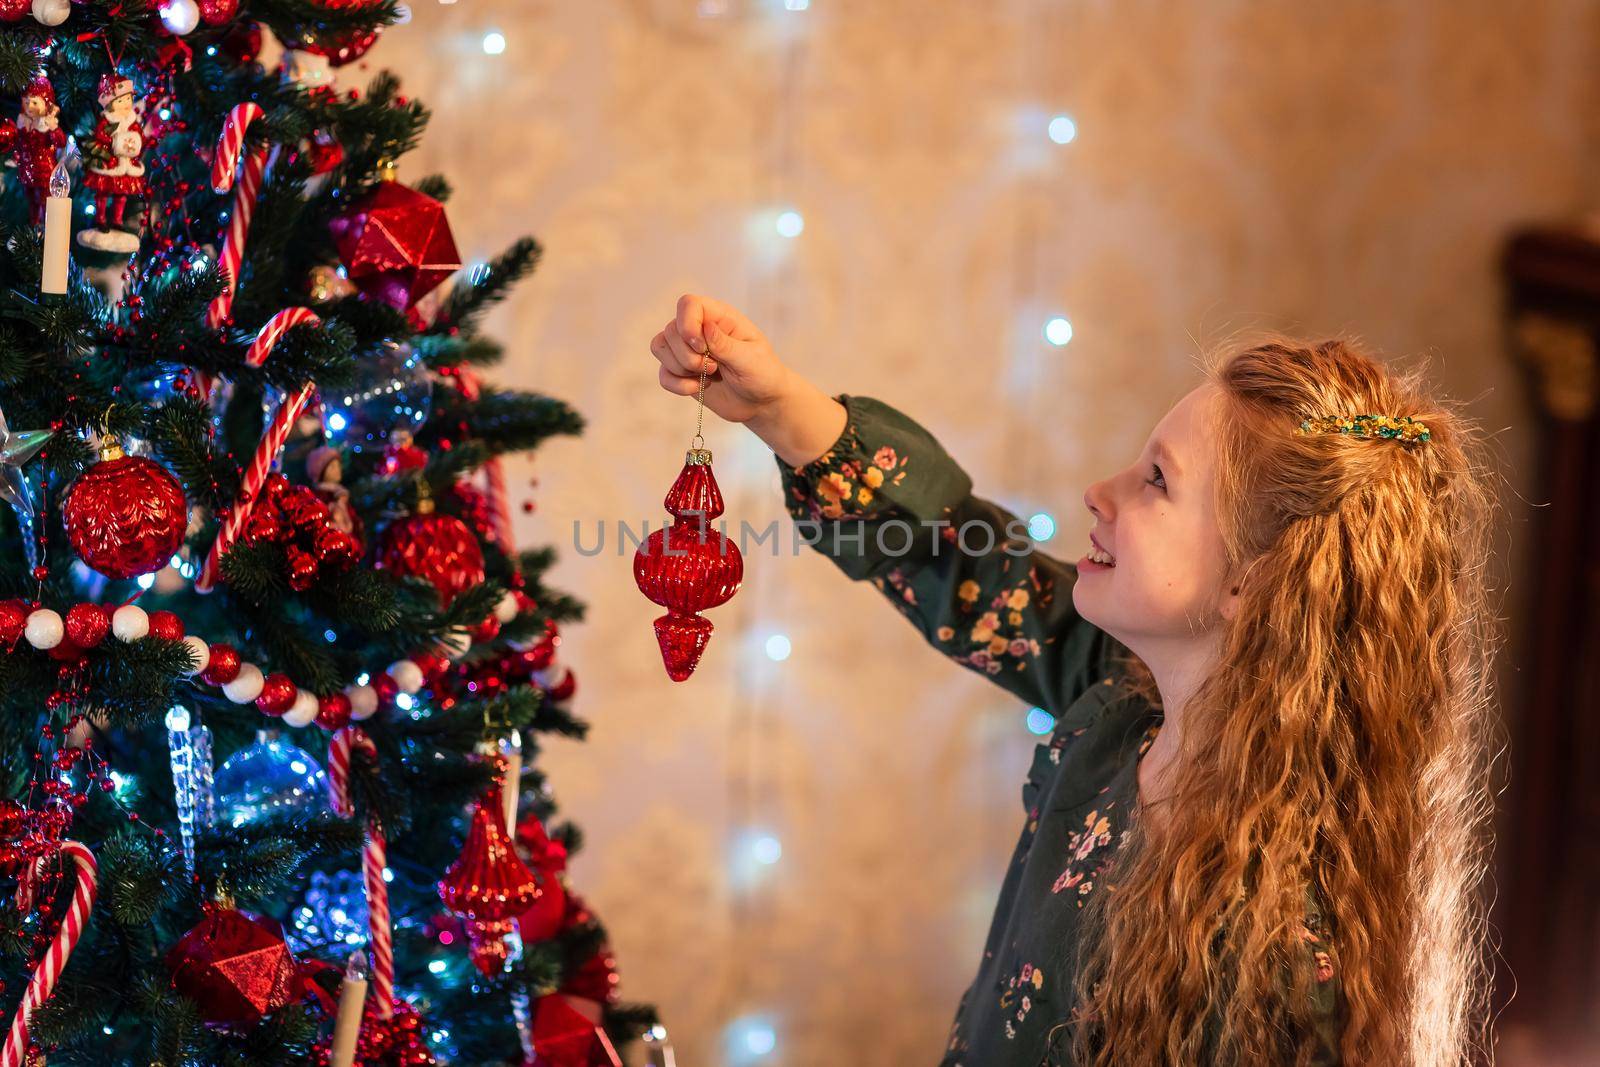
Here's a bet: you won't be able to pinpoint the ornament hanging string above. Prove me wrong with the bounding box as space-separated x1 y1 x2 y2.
204 103 272 339
196 307 323 592
1 841 98 1067
327 726 394 1020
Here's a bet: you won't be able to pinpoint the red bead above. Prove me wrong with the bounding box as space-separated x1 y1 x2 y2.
468 616 500 643
201 643 241 686
63 603 111 649
255 673 297 716
315 692 351 730
0 600 29 645
147 610 185 641
372 672 398 706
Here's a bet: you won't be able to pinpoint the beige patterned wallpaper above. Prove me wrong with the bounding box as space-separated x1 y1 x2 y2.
364 1 1596 1063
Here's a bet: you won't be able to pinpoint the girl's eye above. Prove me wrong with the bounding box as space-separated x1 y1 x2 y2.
1146 464 1166 491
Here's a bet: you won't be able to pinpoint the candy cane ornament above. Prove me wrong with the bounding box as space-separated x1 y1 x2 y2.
196 308 324 592
206 103 271 332
328 726 394 1020
455 366 516 549
2 841 98 1067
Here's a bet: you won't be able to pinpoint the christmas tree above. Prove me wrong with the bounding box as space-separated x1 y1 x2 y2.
0 3 660 1064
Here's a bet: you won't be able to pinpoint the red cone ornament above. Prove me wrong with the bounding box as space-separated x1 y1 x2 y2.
62 440 187 579
633 446 743 681
438 773 541 977
377 485 485 607
329 164 461 312
166 904 299 1024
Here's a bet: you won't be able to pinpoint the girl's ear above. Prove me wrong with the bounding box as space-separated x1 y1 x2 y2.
1218 579 1243 622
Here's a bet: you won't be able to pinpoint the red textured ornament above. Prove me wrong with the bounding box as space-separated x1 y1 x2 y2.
256 673 297 716
306 128 344 175
147 610 186 642
315 692 351 730
197 0 239 24
514 818 567 942
312 999 437 1067
377 494 485 608
61 442 187 580
328 173 461 312
0 0 28 21
201 643 242 686
64 604 111 649
525 995 623 1067
0 600 27 645
632 450 743 681
438 776 541 977
166 905 299 1024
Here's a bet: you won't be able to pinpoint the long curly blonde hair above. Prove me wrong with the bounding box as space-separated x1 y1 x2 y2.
1067 335 1505 1066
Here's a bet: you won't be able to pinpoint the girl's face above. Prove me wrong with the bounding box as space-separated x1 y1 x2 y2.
1072 383 1240 649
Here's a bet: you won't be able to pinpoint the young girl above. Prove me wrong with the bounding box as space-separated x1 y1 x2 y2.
649 297 1500 1067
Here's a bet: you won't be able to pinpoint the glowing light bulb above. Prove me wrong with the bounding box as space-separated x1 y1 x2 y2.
764 634 791 661
1027 511 1056 541
775 210 804 238
482 31 506 54
751 834 782 865
1044 316 1073 347
1048 114 1078 144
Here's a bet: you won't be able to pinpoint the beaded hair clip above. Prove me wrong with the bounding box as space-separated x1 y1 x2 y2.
1295 413 1431 444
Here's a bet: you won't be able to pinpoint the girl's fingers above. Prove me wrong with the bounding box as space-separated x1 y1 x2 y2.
658 364 701 396
665 320 715 377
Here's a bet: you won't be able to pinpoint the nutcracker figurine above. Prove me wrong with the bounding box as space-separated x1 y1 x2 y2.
11 77 66 226
77 73 146 253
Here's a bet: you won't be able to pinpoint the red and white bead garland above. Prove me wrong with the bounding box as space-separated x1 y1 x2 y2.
0 586 535 729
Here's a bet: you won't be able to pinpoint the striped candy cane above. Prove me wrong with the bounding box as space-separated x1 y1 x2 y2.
455 366 517 550
2 842 98 1067
328 726 394 1020
206 103 271 331
195 308 324 592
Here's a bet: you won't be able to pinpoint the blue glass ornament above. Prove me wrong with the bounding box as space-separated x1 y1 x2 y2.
214 730 327 828
322 341 432 455
288 868 369 955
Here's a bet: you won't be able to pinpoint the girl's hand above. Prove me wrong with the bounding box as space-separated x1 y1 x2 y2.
650 294 792 425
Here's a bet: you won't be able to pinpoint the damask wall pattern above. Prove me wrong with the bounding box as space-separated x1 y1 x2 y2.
370 2 1598 1063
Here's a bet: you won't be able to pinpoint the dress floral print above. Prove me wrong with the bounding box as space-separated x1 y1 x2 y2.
778 394 1347 1067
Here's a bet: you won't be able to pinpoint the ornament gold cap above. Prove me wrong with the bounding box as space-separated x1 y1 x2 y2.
685 447 713 466
377 158 399 182
98 437 124 462
414 479 435 515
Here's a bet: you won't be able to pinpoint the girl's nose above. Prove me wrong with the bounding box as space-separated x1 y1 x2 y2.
1084 480 1112 522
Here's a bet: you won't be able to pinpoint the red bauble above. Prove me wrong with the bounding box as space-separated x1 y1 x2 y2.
526 995 623 1067
197 0 238 24
307 128 344 175
315 692 351 730
166 906 299 1024
443 480 498 546
64 604 111 649
256 673 297 716
438 781 541 977
514 818 567 942
219 20 263 63
312 1000 437 1067
0 0 29 21
61 444 187 580
0 600 27 645
201 643 241 686
632 453 743 681
377 501 485 608
328 178 461 312
147 610 185 641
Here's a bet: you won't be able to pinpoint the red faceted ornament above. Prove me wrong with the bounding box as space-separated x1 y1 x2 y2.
632 449 743 681
62 442 187 580
377 491 485 608
438 774 541 977
166 905 300 1024
328 171 461 312
525 995 623 1067
197 0 239 24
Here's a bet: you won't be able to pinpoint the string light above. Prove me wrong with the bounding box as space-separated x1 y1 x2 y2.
1027 511 1056 541
1048 114 1077 144
774 210 804 238
763 633 791 661
751 834 782 865
1043 316 1073 347
482 31 507 55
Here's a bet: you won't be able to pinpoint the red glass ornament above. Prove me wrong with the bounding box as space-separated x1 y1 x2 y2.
197 0 238 23
438 777 541 977
377 494 485 608
514 817 567 942
443 480 498 545
256 673 297 716
372 671 398 706
61 442 187 580
201 643 241 686
63 604 111 649
328 174 461 312
315 692 351 730
526 995 623 1067
166 906 299 1024
0 600 27 646
632 450 743 681
147 610 185 641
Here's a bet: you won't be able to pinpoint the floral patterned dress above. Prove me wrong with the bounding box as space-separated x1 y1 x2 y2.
775 394 1345 1066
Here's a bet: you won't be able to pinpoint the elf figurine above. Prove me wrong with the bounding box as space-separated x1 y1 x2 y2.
305 445 363 543
78 73 146 253
11 77 66 226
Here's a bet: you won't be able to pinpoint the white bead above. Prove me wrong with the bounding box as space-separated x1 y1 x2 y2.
494 591 520 624
31 0 70 26
157 0 199 35
387 659 424 695
24 609 63 650
439 629 471 660
345 684 378 721
111 604 149 642
179 635 210 675
283 689 319 727
222 663 264 703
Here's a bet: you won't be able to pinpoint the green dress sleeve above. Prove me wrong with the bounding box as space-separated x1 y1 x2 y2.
775 393 1119 718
